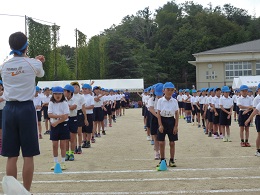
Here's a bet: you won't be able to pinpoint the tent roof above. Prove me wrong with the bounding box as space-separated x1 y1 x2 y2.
37 79 144 92
234 76 260 88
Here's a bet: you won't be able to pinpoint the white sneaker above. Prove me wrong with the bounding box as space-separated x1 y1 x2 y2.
223 137 228 142
219 135 223 139
192 122 195 126
255 151 260 157
146 136 151 141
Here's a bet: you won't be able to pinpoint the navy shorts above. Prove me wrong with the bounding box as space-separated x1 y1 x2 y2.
185 103 192 111
142 105 145 116
121 101 126 108
178 102 184 108
207 110 214 122
115 101 121 110
104 105 112 116
1 101 40 157
157 117 178 142
239 110 251 127
50 122 70 141
0 110 2 129
37 111 41 122
77 109 85 127
68 116 78 133
255 115 260 132
146 111 152 128
219 109 231 126
192 105 198 115
82 114 93 133
233 103 237 112
150 114 158 135
213 109 221 124
42 106 49 119
93 107 104 122
200 104 204 116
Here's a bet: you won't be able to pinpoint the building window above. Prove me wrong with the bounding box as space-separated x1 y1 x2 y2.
225 61 252 79
206 70 217 80
256 61 260 75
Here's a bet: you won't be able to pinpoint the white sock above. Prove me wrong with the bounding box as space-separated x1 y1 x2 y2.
61 157 65 163
54 157 58 163
104 119 107 127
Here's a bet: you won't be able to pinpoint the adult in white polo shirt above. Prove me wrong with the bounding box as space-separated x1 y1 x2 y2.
0 32 44 192
71 81 87 154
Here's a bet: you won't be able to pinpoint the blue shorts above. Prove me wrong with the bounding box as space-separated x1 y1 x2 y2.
93 107 104 122
255 115 260 132
82 114 93 133
1 101 40 157
77 109 85 127
37 111 41 122
157 117 178 142
50 122 70 141
68 116 78 133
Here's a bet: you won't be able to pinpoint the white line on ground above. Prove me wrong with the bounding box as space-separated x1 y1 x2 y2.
0 167 258 175
24 175 260 183
34 188 260 194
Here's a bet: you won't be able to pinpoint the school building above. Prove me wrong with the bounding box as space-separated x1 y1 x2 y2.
188 39 260 89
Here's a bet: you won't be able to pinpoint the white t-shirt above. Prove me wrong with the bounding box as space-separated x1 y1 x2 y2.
66 96 77 117
219 96 233 109
198 96 207 104
48 101 70 124
148 97 159 112
84 94 94 114
212 96 221 109
33 96 42 111
0 57 44 101
73 93 85 111
237 96 253 111
232 95 237 103
157 96 179 117
0 94 6 110
42 95 52 104
253 94 260 108
94 95 105 108
177 95 183 102
191 96 199 105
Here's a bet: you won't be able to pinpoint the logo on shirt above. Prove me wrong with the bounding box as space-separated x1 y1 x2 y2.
7 67 25 76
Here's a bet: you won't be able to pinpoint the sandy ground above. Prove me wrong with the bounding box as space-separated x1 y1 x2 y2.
0 108 260 195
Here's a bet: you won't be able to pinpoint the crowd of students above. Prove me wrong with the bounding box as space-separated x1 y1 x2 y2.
31 83 128 170
140 83 260 170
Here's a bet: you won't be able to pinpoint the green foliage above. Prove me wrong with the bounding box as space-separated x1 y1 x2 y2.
27 1 260 88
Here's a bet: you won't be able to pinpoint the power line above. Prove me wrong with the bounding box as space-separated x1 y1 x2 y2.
0 13 56 25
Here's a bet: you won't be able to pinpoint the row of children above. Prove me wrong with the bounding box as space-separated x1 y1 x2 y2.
32 82 128 170
140 83 260 170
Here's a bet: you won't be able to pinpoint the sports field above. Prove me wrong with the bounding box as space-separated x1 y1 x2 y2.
0 108 260 194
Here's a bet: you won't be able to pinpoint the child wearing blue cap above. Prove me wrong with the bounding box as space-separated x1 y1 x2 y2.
212 88 222 139
149 83 164 159
42 87 52 135
48 86 70 170
177 90 184 119
191 90 200 127
183 89 192 123
199 89 207 131
82 84 95 147
157 82 179 168
237 85 253 147
219 86 233 142
63 85 78 161
33 86 43 139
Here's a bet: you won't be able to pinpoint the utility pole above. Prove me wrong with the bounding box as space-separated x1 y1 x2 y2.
25 15 27 36
75 28 78 79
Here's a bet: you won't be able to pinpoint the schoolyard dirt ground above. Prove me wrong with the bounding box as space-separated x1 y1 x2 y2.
0 108 260 194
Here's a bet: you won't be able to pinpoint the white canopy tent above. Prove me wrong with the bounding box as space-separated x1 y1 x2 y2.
232 76 260 89
37 79 144 92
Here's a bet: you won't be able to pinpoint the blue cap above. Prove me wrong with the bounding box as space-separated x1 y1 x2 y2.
93 86 101 90
248 88 252 92
36 86 40 92
185 89 190 93
163 82 175 89
208 88 213 92
155 83 164 96
63 84 74 93
240 85 249 91
222 86 230 93
213 87 221 92
44 87 50 90
179 89 182 92
257 83 260 90
52 86 64 93
192 90 197 93
82 84 92 89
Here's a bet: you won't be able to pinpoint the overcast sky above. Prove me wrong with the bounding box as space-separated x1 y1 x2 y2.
1 0 259 63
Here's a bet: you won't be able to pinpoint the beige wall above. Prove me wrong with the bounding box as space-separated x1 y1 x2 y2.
191 52 260 90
